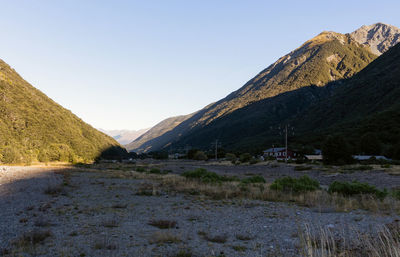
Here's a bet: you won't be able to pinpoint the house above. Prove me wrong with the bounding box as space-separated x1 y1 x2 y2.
263 147 297 160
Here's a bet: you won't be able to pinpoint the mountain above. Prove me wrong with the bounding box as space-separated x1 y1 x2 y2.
100 128 149 145
174 41 400 155
128 24 385 153
0 59 126 163
350 23 400 55
126 114 194 152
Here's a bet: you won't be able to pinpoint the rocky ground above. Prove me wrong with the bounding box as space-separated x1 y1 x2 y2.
0 163 399 256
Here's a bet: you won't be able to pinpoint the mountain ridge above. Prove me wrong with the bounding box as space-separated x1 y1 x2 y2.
127 23 398 153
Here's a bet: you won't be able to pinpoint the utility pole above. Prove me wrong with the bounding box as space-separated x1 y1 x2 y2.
285 124 288 163
215 139 218 161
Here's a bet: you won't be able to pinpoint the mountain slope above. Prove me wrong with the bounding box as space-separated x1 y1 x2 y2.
173 42 400 154
292 42 400 153
350 23 400 55
128 26 380 153
0 59 125 163
126 114 194 152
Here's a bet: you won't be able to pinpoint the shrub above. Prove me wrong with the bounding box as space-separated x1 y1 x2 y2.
249 158 259 165
391 189 400 200
239 153 252 163
343 165 373 171
225 153 237 163
149 168 161 174
136 167 146 172
241 175 266 184
0 146 21 163
328 181 388 199
270 175 320 192
181 168 236 183
294 166 312 171
193 151 207 160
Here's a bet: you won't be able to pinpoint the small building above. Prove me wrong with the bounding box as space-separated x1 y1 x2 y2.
352 155 390 161
305 155 323 161
263 147 297 160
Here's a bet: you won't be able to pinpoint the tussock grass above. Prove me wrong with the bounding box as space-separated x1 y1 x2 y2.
149 231 181 244
300 221 400 257
82 168 400 213
148 219 177 229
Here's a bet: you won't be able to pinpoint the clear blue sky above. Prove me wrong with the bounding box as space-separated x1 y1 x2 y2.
0 0 399 130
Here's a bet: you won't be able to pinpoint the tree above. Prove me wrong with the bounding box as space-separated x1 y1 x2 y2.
322 135 354 165
360 133 381 155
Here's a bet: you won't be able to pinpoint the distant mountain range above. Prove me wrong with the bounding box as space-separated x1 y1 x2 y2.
127 23 400 155
0 60 125 163
100 128 149 145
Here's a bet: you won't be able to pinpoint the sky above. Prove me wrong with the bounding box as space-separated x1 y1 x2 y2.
0 0 399 130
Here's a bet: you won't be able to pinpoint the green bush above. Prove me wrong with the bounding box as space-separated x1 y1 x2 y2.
193 151 207 161
343 165 373 171
239 153 252 163
225 153 237 163
0 146 21 163
294 166 312 171
249 158 259 165
149 168 161 174
241 175 266 184
391 189 400 200
270 175 320 192
181 168 236 183
136 167 147 173
328 181 388 199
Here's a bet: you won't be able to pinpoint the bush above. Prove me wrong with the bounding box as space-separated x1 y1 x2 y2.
225 153 237 163
0 146 21 163
149 168 161 174
270 175 320 192
239 153 252 163
249 158 259 165
241 175 266 184
136 167 146 173
328 181 388 199
181 168 236 183
193 151 207 161
294 166 312 171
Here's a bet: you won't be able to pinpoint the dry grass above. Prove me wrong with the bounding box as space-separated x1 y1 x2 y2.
299 221 400 257
76 167 400 214
101 218 120 228
148 219 177 229
12 229 51 246
149 231 181 244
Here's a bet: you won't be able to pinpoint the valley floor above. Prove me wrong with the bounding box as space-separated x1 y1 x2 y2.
0 162 399 256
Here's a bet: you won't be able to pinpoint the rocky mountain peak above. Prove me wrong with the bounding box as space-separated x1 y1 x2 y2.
350 23 400 55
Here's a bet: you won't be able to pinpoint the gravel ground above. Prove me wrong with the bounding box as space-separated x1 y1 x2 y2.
0 165 399 256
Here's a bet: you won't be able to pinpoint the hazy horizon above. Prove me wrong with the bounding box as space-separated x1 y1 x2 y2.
1 0 399 130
